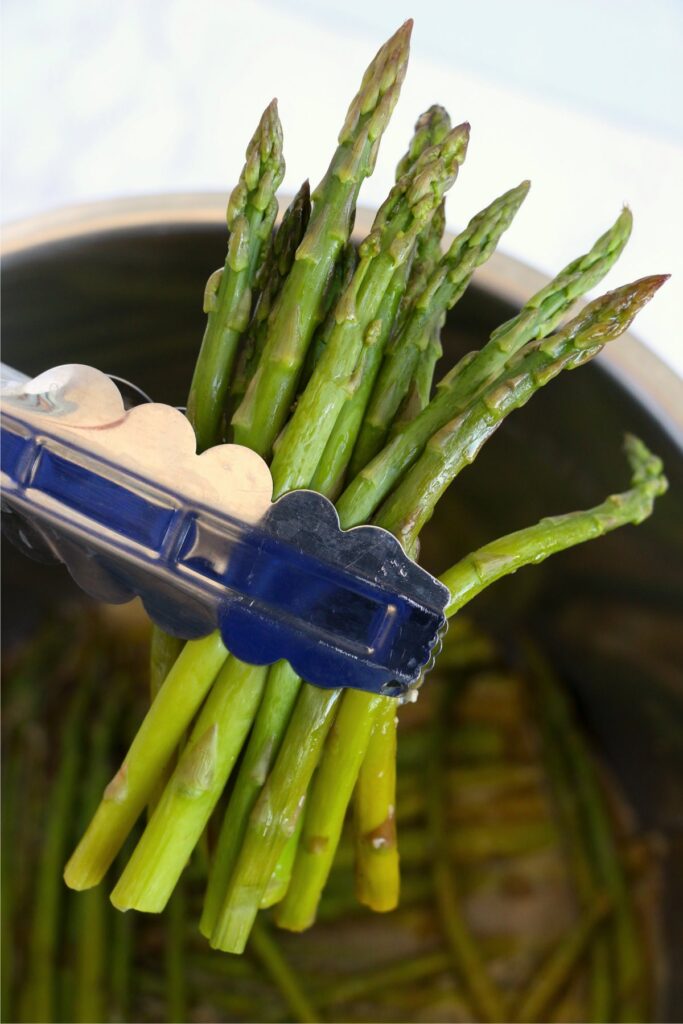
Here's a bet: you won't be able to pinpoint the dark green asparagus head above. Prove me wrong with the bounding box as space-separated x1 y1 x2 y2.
624 434 669 514
538 274 669 364
527 206 634 327
273 180 311 275
396 104 452 179
226 98 285 233
338 20 413 176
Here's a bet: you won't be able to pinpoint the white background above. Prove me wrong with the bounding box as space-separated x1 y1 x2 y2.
2 0 682 375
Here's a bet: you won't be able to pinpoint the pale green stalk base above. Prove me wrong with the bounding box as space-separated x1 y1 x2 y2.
210 685 341 953
275 689 384 931
65 633 228 890
111 656 267 913
200 659 302 936
353 697 400 912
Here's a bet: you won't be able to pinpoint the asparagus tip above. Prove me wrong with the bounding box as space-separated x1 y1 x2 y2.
624 433 668 498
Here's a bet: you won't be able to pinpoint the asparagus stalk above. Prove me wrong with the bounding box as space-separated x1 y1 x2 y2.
274 690 386 931
229 180 312 412
110 657 268 913
353 698 400 912
200 659 302 936
64 632 228 890
527 645 650 1022
426 684 506 1023
377 275 667 554
165 888 188 1024
231 21 413 457
299 241 359 389
249 919 319 1024
512 897 611 1023
309 261 412 498
210 420 459 951
270 122 470 496
352 179 531 468
309 109 452 498
533 660 614 1020
312 951 452 1010
23 684 89 1024
73 690 119 1024
337 206 633 528
186 99 285 453
440 435 668 618
210 686 342 952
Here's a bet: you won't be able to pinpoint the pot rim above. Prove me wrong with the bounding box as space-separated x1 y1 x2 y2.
3 192 681 444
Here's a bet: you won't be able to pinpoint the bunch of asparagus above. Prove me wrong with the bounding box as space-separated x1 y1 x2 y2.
63 20 667 957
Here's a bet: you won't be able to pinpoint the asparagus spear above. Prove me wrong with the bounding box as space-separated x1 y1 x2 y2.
187 99 285 453
532 656 614 1020
337 206 633 528
229 180 312 412
440 434 668 618
377 275 667 554
352 179 531 469
231 21 413 457
147 102 285 784
270 122 470 497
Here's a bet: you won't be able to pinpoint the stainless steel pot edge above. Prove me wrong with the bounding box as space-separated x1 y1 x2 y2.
3 193 681 442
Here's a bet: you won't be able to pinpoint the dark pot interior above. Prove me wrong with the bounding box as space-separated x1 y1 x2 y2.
2 214 682 1019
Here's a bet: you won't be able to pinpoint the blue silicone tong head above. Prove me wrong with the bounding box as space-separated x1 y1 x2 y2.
0 363 448 697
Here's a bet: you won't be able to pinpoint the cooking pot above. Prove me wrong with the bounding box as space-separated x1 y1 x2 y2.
2 196 682 1019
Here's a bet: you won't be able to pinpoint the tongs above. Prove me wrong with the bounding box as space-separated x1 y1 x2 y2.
0 362 448 697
